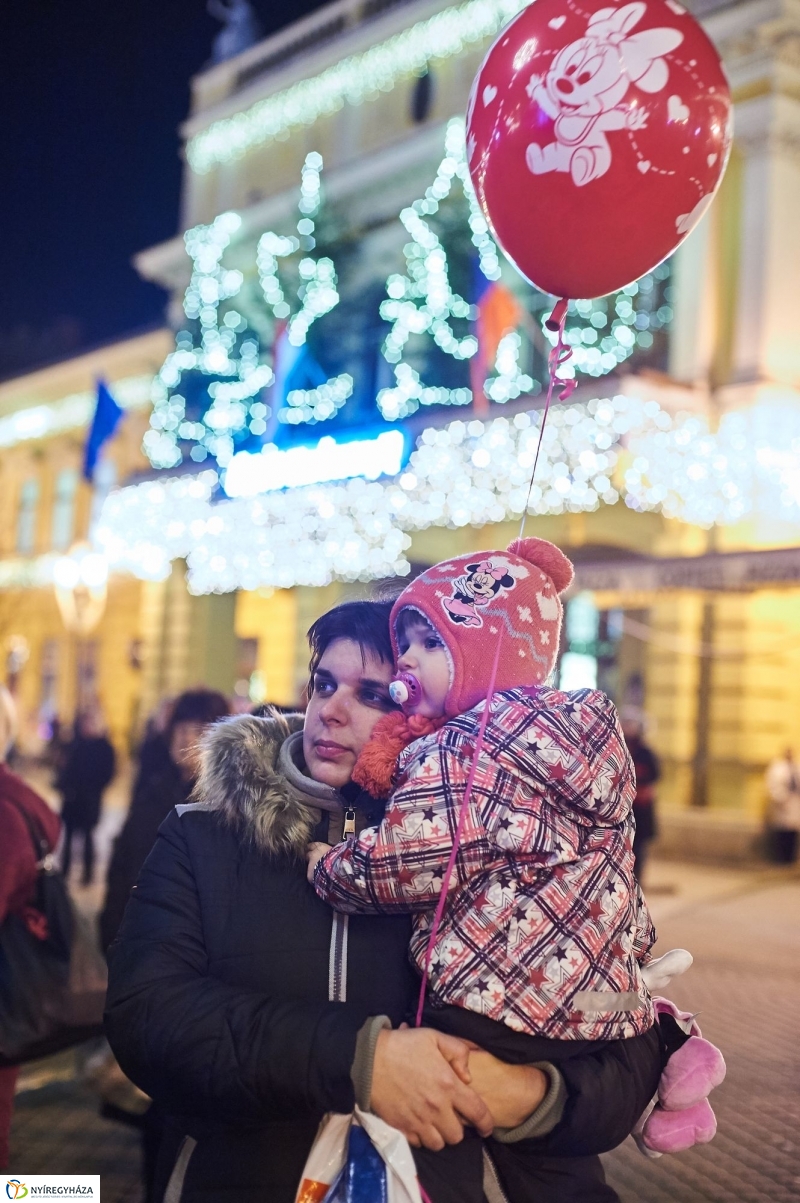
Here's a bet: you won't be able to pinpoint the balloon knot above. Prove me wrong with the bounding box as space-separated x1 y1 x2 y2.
546 299 576 401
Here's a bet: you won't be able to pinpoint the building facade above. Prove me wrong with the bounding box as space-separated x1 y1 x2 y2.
2 0 799 854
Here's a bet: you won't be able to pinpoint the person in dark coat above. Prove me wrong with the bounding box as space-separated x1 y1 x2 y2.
0 686 62 1169
622 709 661 886
99 688 229 956
134 698 175 788
105 602 665 1203
57 707 116 886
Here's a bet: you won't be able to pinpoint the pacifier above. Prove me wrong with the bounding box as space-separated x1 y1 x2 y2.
389 672 422 710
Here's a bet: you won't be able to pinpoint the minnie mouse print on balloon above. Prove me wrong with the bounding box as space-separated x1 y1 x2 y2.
526 2 683 187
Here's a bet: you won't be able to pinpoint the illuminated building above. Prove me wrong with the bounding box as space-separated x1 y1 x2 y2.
1 0 799 858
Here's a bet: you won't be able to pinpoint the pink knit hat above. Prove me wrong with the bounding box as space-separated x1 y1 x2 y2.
390 537 574 718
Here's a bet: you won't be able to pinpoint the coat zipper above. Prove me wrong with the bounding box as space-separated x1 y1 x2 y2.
328 809 355 1002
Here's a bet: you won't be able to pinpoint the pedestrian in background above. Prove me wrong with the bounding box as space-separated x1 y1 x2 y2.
57 706 116 887
100 688 229 954
99 687 229 1201
134 697 174 786
621 709 660 887
0 686 62 1169
765 749 800 864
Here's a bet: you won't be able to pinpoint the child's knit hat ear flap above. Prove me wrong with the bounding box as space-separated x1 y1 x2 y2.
506 537 574 594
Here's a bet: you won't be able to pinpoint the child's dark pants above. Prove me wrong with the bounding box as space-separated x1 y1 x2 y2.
413 1005 681 1203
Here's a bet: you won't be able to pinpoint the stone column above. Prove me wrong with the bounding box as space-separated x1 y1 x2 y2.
710 0 800 396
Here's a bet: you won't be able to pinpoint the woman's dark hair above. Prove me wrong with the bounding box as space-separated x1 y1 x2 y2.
167 688 230 740
307 600 394 679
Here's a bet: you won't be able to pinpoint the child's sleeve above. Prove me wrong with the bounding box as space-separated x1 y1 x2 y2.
632 875 656 964
312 732 494 914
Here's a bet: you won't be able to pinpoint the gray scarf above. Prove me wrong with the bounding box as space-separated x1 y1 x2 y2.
278 729 349 843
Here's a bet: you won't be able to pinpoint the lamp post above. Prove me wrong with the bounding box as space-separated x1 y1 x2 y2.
53 543 109 636
53 544 109 715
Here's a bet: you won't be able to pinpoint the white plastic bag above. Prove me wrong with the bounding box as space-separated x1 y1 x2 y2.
295 1107 422 1203
358 1109 422 1203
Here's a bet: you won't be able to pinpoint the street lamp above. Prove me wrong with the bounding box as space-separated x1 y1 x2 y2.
53 543 109 635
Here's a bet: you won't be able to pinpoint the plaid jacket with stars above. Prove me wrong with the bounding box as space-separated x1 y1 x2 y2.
314 688 656 1041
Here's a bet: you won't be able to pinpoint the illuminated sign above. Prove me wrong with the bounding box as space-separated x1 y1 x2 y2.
222 430 405 497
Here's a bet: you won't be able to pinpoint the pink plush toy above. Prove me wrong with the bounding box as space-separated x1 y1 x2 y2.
634 951 727 1157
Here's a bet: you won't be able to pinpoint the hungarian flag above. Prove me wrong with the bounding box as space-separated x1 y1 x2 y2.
83 380 123 481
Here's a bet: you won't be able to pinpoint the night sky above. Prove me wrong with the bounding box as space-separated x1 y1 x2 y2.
0 0 328 380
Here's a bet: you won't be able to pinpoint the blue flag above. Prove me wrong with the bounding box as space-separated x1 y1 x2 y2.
83 380 124 481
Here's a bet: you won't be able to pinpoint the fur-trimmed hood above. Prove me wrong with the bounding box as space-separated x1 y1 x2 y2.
193 712 345 858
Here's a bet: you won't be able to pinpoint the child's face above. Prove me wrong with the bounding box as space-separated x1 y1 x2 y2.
396 618 451 718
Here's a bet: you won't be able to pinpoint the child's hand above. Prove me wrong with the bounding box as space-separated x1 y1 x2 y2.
306 841 332 883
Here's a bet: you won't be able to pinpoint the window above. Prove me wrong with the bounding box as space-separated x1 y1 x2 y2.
51 468 79 550
16 478 40 554
559 593 600 691
89 457 117 533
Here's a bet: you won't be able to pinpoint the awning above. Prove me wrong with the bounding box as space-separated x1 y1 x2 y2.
574 546 800 594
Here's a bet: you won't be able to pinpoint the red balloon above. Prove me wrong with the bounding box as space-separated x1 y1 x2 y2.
467 0 732 299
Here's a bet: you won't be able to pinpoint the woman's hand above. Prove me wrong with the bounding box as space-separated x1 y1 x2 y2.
466 1050 548 1129
306 841 331 882
370 1028 494 1150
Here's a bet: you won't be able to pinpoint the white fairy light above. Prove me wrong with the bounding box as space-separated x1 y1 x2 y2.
548 275 672 382
281 374 355 424
187 0 531 174
377 119 520 420
95 470 220 581
377 119 669 419
252 152 352 425
255 152 328 335
0 554 64 589
146 152 350 469
101 395 800 593
0 376 152 451
96 470 412 593
146 211 272 470
149 123 670 466
624 401 800 527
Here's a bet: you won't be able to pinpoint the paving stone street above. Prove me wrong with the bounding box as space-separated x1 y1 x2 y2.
7 860 800 1202
603 868 800 1202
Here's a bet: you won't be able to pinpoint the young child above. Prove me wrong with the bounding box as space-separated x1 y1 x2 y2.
309 537 721 1198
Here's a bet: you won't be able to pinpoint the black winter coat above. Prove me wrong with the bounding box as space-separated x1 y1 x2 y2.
105 715 662 1203
57 734 115 829
99 760 191 954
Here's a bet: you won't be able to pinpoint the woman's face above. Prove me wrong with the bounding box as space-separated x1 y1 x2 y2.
303 637 394 789
170 721 207 782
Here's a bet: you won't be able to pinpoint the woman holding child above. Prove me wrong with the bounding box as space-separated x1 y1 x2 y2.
105 570 673 1203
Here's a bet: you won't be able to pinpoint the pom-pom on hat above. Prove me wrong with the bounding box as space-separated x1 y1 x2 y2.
390 537 574 718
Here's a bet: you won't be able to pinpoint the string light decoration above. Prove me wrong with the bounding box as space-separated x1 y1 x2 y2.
377 120 672 419
145 153 350 469
99 394 800 592
386 402 624 529
0 375 152 450
149 120 672 466
144 211 271 470
624 400 800 527
96 469 411 591
96 472 220 582
187 0 530 175
255 152 352 426
378 118 511 419
551 269 673 382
